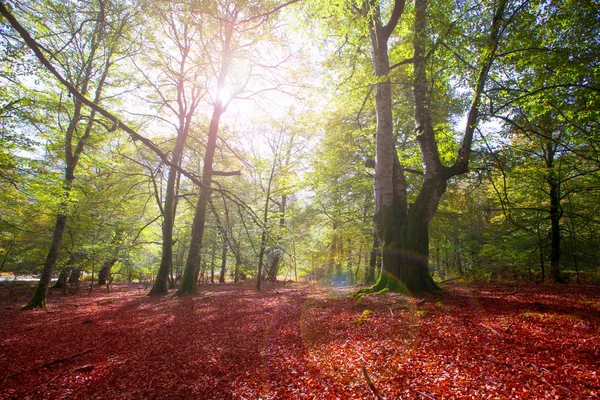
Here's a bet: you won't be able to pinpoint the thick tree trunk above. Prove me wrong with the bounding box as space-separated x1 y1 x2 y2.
53 253 76 290
97 258 117 286
68 267 81 286
371 199 439 293
267 248 281 283
53 268 70 290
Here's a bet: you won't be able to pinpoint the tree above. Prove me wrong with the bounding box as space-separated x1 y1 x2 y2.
10 0 137 308
350 0 507 292
141 2 208 295
486 0 600 283
177 0 300 294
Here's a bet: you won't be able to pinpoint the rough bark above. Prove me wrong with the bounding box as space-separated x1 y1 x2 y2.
68 267 82 287
53 269 70 290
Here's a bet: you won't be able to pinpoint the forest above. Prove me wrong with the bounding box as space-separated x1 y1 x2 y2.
0 0 599 398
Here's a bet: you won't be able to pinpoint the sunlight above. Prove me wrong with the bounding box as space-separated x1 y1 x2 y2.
217 87 232 106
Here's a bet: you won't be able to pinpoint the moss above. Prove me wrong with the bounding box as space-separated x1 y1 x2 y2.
416 310 432 317
352 309 374 324
22 287 47 310
176 276 198 295
355 295 365 307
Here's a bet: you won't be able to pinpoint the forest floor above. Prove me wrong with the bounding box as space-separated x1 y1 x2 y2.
0 281 598 399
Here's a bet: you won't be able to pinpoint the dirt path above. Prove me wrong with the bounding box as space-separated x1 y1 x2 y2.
0 282 599 399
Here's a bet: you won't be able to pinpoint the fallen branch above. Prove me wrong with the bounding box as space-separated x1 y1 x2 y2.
417 391 437 400
1 340 110 381
361 365 384 400
480 323 501 337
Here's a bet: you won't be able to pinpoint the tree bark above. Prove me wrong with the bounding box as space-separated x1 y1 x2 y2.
24 214 68 308
149 7 202 295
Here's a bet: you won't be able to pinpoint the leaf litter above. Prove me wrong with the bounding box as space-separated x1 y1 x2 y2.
0 282 598 399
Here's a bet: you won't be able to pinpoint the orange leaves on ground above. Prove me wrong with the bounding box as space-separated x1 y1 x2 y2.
0 282 598 399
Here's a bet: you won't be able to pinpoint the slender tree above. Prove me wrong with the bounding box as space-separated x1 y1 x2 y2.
145 2 208 295
15 0 135 308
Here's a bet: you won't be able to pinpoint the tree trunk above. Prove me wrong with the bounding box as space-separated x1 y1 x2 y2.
365 235 379 285
219 234 227 283
210 240 216 284
177 10 235 295
267 247 282 282
68 267 81 286
24 214 68 309
177 100 224 294
371 200 439 293
150 135 189 295
53 268 70 290
21 7 123 307
361 0 505 294
97 258 117 286
548 169 565 283
536 212 546 282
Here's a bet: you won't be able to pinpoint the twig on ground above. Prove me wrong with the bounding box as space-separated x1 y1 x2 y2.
480 323 501 337
361 365 384 400
417 391 437 400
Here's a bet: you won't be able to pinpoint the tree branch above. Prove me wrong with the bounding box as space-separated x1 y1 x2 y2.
0 2 207 191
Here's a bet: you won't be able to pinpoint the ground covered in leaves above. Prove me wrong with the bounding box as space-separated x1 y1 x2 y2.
0 281 598 399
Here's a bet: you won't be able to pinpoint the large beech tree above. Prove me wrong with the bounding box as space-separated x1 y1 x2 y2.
360 0 508 292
